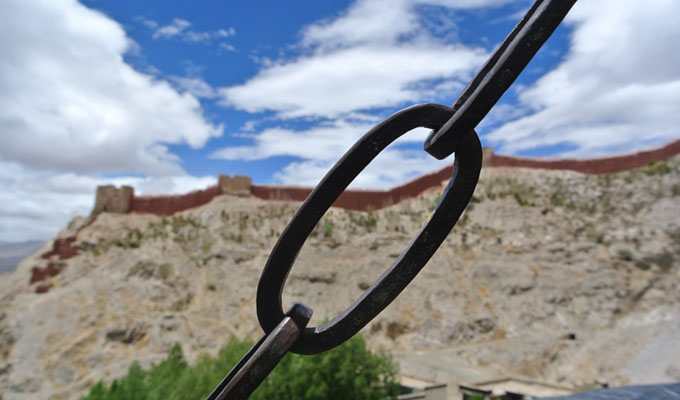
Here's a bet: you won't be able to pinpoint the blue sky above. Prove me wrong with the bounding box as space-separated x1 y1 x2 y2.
1 0 679 242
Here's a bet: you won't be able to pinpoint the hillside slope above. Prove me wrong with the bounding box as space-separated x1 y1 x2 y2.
0 157 679 399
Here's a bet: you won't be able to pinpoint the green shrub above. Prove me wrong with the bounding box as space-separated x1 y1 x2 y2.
644 160 671 176
323 222 334 238
158 263 173 280
126 229 143 248
82 335 399 400
617 249 634 261
550 192 566 207
348 211 379 231
114 229 144 249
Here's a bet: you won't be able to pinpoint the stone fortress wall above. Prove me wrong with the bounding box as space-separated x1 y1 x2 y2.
486 138 680 174
92 138 680 216
31 138 680 293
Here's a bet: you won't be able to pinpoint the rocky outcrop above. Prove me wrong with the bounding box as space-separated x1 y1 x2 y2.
40 238 78 260
0 156 679 399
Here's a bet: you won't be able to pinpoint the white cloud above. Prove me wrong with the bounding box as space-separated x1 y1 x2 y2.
168 76 218 99
218 0 528 120
0 0 224 241
218 0 519 120
272 148 446 189
0 0 223 176
418 0 517 8
216 28 236 37
215 0 516 187
133 175 217 196
300 0 419 49
211 119 433 163
485 0 680 156
220 44 485 119
150 18 235 45
0 160 216 242
212 120 374 162
218 43 237 53
183 30 212 43
300 0 518 50
152 18 191 39
133 15 159 30
218 0 680 189
211 115 445 188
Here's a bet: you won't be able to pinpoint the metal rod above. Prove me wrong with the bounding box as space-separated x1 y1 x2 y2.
206 303 312 399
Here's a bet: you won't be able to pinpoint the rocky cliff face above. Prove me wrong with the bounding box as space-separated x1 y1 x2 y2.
1 158 679 399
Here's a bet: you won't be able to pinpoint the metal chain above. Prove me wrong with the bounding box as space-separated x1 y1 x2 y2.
257 103 482 355
206 304 312 399
207 0 577 398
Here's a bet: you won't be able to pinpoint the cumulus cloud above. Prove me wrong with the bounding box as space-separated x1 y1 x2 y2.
485 0 680 156
0 0 223 241
301 0 518 49
300 0 419 49
220 44 484 119
218 0 517 119
0 0 223 176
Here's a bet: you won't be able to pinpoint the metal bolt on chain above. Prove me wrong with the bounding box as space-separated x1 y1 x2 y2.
207 1 577 398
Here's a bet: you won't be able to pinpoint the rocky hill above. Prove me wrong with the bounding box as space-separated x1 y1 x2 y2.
1 157 679 399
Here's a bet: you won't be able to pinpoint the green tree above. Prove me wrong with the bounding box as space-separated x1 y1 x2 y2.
82 335 399 400
251 334 399 400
